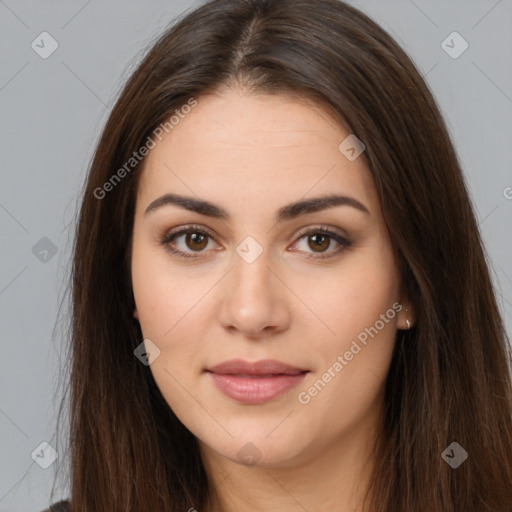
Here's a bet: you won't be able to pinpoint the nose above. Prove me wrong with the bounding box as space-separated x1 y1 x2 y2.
217 248 291 339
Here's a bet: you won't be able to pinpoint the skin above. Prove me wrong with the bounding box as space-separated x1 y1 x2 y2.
131 88 414 512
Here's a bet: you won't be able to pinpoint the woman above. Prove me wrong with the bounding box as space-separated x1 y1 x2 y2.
45 0 512 510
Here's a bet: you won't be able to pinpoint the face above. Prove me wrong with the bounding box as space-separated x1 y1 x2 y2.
131 89 411 468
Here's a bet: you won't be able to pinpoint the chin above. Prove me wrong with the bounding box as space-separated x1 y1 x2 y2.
196 422 310 468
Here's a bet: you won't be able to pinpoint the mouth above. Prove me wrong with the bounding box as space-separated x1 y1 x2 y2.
205 359 309 404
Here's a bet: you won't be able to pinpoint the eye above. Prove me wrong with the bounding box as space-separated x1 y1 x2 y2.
159 224 352 261
291 225 352 260
159 224 218 259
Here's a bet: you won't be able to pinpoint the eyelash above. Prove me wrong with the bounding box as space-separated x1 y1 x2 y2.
159 224 352 261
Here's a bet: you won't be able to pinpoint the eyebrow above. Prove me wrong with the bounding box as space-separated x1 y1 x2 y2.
144 192 370 222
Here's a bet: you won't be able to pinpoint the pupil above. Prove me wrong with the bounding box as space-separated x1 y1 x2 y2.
310 234 328 252
188 233 207 250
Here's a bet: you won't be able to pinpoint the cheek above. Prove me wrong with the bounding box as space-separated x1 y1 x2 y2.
294 242 400 421
292 242 400 356
131 245 206 412
131 242 219 395
131 237 206 337
293 261 398 424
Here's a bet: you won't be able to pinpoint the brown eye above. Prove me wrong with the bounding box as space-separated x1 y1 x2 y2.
161 224 351 261
185 232 208 251
292 226 352 261
307 234 331 252
160 225 216 260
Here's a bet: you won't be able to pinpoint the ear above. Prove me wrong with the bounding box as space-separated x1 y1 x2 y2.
133 308 139 320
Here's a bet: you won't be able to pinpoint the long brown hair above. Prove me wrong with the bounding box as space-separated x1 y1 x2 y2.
52 0 512 510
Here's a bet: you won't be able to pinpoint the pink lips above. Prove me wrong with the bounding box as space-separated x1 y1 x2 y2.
206 359 308 405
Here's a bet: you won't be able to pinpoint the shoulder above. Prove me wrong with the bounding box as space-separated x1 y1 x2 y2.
41 500 71 512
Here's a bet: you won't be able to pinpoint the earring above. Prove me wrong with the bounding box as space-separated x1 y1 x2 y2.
406 318 411 329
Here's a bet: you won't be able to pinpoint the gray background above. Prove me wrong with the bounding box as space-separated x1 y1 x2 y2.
1 0 511 510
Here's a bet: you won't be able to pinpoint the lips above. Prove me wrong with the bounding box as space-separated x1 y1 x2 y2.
206 359 309 404
208 358 307 376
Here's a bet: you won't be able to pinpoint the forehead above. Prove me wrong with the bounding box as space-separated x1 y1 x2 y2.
136 90 378 216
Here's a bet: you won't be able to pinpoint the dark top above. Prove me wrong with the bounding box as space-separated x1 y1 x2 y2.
41 500 71 512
